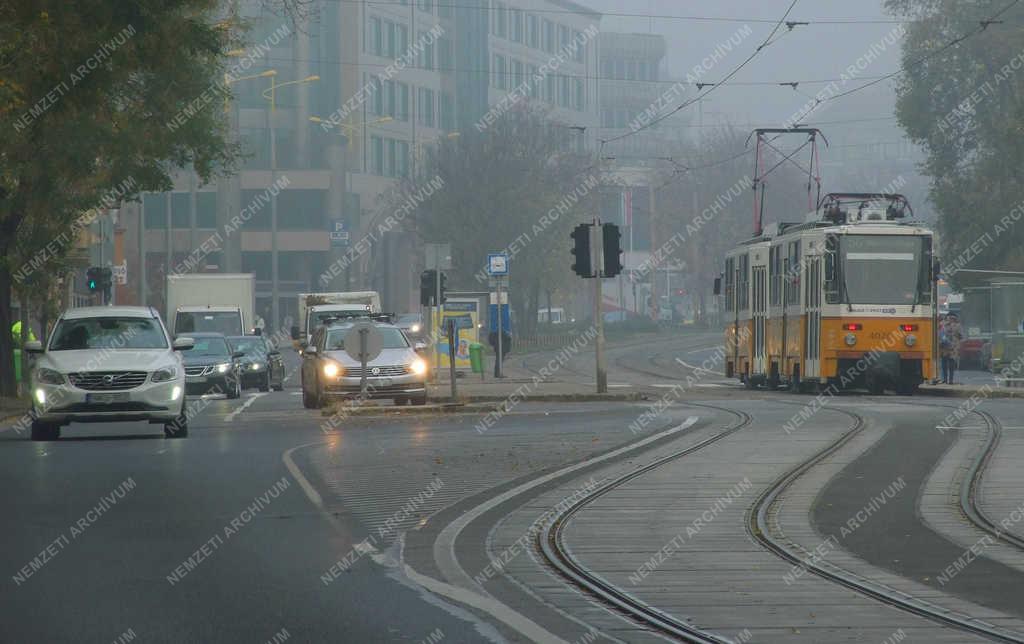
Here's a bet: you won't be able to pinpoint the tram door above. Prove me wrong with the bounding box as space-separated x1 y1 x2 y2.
753 265 768 376
804 256 822 378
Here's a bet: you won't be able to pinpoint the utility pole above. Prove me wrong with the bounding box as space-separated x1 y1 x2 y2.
593 218 607 393
270 108 279 329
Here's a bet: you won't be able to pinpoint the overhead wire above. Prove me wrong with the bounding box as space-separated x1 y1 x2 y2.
598 0 802 148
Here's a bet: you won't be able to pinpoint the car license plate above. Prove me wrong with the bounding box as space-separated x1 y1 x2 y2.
380 378 392 387
86 392 129 404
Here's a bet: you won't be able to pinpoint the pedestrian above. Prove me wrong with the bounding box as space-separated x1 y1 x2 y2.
939 314 963 384
253 313 266 336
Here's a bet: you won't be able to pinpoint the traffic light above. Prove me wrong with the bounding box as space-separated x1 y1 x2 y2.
439 271 448 304
602 223 624 278
570 223 593 277
420 269 436 306
86 267 100 292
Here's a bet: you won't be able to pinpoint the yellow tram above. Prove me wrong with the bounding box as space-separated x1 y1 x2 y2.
718 193 937 394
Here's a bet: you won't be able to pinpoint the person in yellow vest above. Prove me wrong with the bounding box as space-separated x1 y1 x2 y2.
11 320 37 345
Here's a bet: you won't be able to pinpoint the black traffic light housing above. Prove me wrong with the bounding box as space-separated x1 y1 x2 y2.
420 269 436 306
86 267 101 292
439 271 448 304
602 223 624 278
570 223 593 277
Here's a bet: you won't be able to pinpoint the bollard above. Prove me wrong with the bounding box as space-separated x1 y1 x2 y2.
469 342 484 380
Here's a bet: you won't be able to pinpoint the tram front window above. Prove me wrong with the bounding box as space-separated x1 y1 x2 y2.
841 235 926 305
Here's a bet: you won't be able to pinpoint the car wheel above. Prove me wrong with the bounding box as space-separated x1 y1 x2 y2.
164 405 189 438
411 394 427 406
30 421 60 441
259 373 270 393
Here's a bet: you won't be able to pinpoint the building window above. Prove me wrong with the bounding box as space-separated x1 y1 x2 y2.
527 15 540 48
438 0 452 18
558 75 570 107
626 61 636 81
511 9 524 43
417 87 435 127
601 109 613 128
384 20 396 57
385 138 397 177
396 141 409 177
494 2 508 38
371 135 384 175
638 61 648 81
440 91 455 131
572 30 585 62
397 24 409 57
558 25 570 50
418 30 435 69
512 59 524 88
544 73 555 102
397 82 410 121
382 80 395 118
527 64 539 97
492 54 506 90
574 78 584 111
438 37 453 70
542 18 554 52
369 16 383 56
614 60 624 80
417 0 433 13
196 192 216 228
371 76 384 116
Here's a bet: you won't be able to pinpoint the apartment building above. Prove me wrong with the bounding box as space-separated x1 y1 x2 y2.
117 0 602 327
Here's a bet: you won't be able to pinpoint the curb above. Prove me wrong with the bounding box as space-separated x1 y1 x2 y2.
320 393 645 417
918 386 1024 399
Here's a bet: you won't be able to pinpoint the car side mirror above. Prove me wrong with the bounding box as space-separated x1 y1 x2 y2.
231 351 245 359
252 327 263 336
24 340 44 353
291 326 300 340
304 345 317 355
172 337 194 351
414 341 428 353
713 277 722 296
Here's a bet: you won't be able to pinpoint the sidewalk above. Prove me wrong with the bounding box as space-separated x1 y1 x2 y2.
919 383 1024 399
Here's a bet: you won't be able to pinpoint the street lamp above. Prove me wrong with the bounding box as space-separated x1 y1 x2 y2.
222 69 277 113
263 74 320 112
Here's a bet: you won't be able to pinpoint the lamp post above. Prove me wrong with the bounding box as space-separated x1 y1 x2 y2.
259 74 319 328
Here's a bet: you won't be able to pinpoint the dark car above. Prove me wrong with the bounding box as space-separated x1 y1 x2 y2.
228 335 285 392
180 332 244 398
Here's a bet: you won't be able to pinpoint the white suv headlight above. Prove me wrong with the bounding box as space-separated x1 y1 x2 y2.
151 366 178 383
35 368 64 385
216 363 231 373
410 358 428 376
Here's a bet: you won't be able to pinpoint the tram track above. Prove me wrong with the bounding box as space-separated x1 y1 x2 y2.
960 409 1024 550
537 403 753 644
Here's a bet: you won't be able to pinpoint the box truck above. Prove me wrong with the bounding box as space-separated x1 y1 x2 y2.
293 291 381 343
167 273 256 336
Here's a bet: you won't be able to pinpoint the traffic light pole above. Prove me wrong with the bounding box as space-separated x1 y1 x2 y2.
496 277 504 378
434 268 442 379
593 219 607 394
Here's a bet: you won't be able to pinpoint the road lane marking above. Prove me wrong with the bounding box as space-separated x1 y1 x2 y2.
225 393 266 423
675 354 724 374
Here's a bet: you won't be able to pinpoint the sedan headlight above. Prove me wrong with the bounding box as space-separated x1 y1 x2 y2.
35 368 64 385
250 362 263 371
409 358 428 376
216 362 231 374
151 366 178 382
410 324 421 333
323 362 342 378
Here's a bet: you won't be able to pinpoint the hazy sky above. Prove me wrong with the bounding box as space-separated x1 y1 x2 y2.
581 0 905 131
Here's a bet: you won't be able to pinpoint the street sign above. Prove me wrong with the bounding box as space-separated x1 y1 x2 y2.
111 261 127 286
329 220 349 247
343 321 383 363
487 253 509 276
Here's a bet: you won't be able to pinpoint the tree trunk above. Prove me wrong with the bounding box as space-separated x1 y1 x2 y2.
0 264 17 397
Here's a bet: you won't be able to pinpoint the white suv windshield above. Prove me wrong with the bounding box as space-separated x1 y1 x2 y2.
50 317 168 350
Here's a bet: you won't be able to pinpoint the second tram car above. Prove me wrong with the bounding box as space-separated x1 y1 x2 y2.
718 194 937 394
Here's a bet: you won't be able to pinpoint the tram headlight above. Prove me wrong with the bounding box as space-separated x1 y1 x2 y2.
844 333 858 347
905 333 917 347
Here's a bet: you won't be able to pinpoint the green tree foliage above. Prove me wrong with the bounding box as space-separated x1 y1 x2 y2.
0 1 246 395
386 106 602 335
886 0 1024 286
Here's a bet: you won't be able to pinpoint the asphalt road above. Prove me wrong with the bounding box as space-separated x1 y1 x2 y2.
3 334 1024 643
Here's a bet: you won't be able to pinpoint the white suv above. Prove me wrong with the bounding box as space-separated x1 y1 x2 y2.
24 306 194 441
